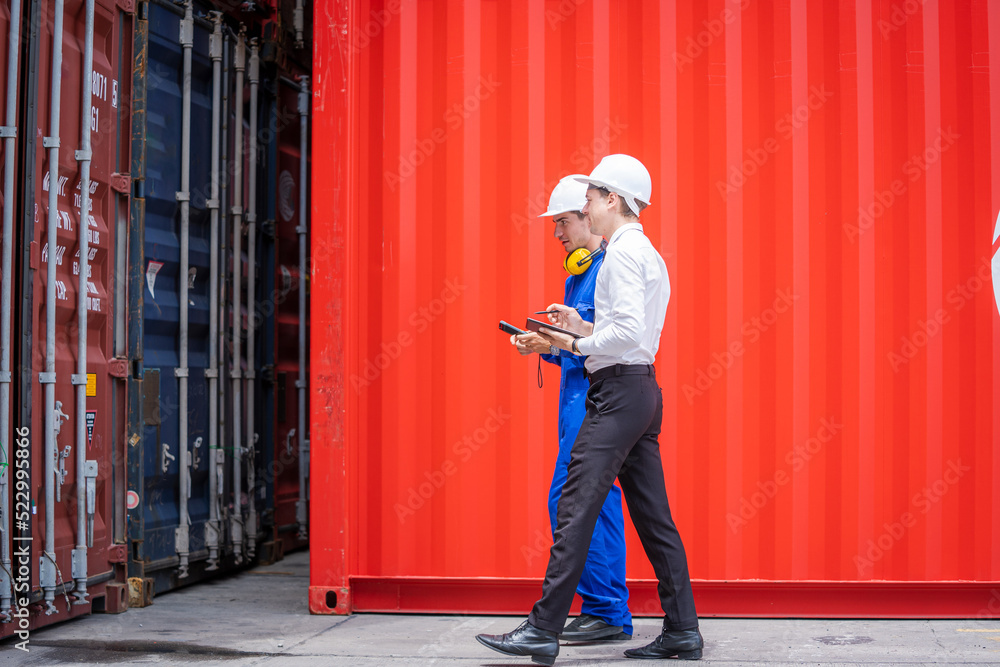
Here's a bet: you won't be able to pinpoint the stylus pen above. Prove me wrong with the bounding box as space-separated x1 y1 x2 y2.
534 310 559 315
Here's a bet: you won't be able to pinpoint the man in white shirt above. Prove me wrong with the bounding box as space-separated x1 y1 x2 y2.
476 155 702 665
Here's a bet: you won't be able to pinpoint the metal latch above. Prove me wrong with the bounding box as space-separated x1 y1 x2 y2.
215 450 225 498
56 445 71 502
85 460 98 547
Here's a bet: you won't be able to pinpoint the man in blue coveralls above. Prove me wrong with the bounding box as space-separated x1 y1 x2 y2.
510 175 633 642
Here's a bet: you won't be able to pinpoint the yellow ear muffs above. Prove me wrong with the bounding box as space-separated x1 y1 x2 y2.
564 248 592 275
564 240 606 275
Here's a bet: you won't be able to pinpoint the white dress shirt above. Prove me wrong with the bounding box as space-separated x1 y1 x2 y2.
576 223 670 372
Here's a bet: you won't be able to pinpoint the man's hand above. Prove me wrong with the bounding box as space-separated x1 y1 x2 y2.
545 303 594 336
510 332 552 355
536 328 578 354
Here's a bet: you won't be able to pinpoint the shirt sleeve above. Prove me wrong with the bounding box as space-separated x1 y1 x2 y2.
539 350 562 366
541 303 592 369
543 346 587 370
576 249 645 357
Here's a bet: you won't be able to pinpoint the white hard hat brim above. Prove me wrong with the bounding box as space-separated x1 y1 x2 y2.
572 175 651 206
537 206 579 217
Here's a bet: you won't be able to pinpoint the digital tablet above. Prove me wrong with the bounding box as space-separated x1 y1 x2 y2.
525 317 584 339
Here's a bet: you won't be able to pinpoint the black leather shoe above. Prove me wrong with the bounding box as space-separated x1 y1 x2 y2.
559 613 626 641
476 620 559 666
624 628 703 660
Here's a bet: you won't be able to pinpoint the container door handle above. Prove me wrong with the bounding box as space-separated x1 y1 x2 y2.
191 436 203 470
161 442 176 474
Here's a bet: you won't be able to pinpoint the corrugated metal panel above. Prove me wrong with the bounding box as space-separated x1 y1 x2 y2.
137 0 216 583
311 0 1000 616
1 0 131 637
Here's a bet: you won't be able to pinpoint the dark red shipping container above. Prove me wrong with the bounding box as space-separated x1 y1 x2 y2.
1 0 133 638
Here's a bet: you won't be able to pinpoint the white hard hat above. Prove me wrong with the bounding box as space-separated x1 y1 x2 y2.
575 154 652 217
538 175 590 217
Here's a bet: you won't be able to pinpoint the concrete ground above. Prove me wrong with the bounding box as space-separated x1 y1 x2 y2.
4 551 1000 666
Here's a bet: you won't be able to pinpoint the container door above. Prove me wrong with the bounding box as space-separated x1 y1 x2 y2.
272 75 307 553
4 0 131 636
137 0 214 589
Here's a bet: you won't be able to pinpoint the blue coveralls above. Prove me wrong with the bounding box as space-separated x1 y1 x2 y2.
540 252 633 635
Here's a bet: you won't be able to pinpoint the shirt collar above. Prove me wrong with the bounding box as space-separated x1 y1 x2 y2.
607 222 643 246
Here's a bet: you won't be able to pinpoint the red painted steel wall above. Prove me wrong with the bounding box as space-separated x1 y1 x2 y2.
311 0 1000 617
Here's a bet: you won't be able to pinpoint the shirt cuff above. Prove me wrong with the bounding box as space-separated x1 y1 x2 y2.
576 336 593 356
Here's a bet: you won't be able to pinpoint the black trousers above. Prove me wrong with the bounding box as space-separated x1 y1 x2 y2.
528 365 698 634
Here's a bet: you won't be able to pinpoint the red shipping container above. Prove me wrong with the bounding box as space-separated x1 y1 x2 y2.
310 0 1000 617
0 0 132 637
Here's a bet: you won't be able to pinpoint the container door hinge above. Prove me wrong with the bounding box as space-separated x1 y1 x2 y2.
108 358 129 378
107 544 127 564
111 172 131 194
116 0 135 13
261 219 276 239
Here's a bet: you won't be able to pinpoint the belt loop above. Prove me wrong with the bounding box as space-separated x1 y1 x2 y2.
615 364 622 376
